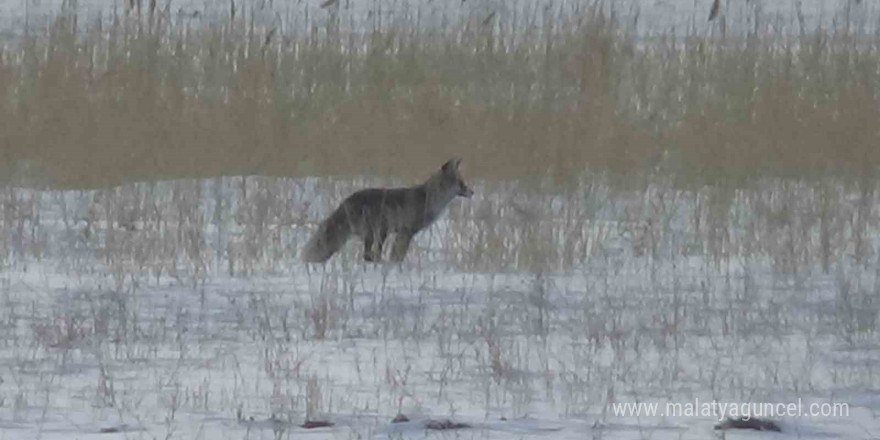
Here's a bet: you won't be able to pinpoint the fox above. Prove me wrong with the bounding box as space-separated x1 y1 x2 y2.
301 158 474 263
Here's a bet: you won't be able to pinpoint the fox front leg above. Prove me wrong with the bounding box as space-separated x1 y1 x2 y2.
363 227 387 262
390 232 414 262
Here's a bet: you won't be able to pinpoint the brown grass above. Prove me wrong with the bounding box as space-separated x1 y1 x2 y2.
0 3 878 188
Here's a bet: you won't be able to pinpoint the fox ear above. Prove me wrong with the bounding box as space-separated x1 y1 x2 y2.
442 158 462 173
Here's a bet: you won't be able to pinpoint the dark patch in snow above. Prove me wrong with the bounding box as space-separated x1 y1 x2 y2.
424 419 470 430
715 417 782 432
301 420 334 429
98 424 144 434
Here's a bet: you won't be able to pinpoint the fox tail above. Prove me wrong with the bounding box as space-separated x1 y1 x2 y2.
301 207 351 263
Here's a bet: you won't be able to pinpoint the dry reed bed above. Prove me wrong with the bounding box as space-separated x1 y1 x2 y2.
0 3 878 187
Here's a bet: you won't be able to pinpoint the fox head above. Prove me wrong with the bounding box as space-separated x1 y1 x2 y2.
440 158 474 198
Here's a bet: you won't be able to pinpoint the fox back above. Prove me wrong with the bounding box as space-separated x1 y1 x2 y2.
301 159 473 262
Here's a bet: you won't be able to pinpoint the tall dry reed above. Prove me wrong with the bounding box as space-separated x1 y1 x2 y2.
0 2 877 188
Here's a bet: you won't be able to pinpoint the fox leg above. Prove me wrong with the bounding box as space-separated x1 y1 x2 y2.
390 232 414 262
363 226 387 262
363 233 378 262
376 228 388 259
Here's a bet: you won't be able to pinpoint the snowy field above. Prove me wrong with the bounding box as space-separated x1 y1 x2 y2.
0 0 872 39
0 175 878 439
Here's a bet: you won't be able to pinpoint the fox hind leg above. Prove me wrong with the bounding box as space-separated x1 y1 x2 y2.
390 232 414 262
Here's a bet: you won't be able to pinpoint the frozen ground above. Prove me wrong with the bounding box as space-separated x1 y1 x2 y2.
0 176 878 439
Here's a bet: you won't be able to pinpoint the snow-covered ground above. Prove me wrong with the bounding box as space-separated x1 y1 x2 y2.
0 175 877 439
0 0 871 40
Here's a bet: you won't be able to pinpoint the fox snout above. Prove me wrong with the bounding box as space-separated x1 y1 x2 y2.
459 184 474 198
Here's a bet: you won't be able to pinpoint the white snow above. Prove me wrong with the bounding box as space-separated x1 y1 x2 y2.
0 175 877 439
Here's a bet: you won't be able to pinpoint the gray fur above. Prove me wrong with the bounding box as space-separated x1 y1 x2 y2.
301 159 473 263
